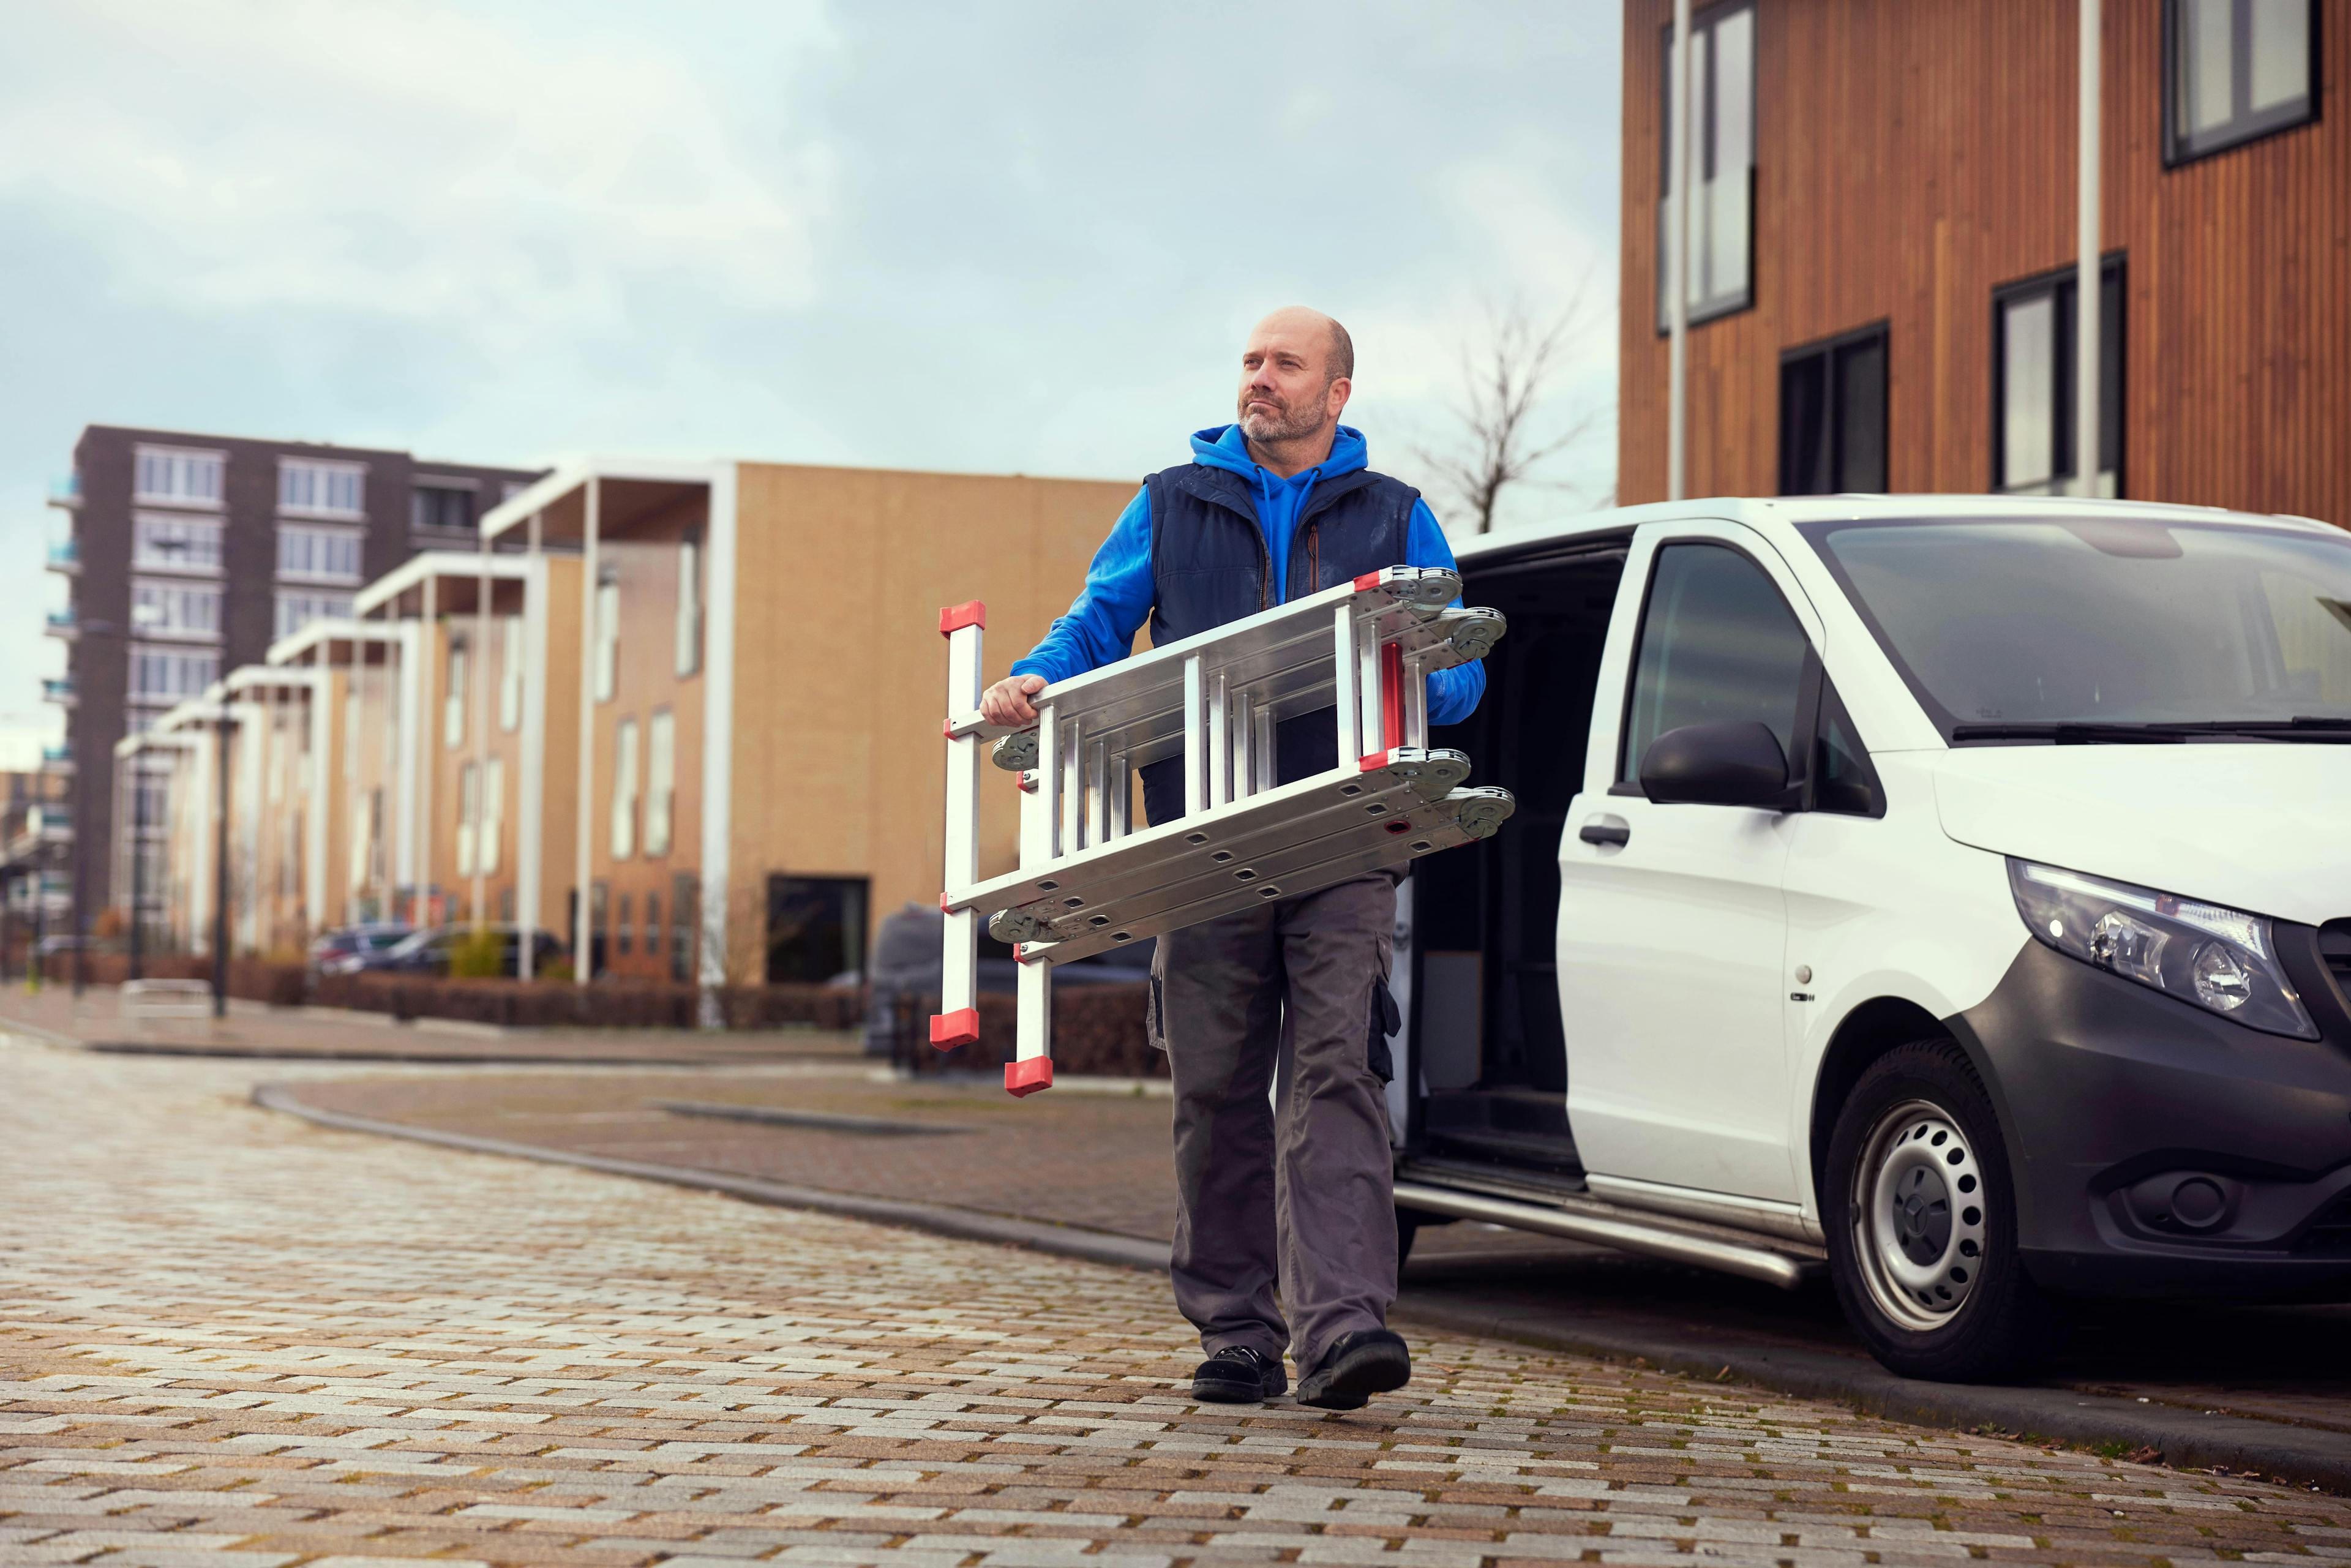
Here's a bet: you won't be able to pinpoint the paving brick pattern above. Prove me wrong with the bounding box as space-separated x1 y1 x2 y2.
4 1037 2347 1568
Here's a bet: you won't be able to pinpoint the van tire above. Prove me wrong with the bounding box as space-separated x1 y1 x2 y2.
1824 1039 2051 1382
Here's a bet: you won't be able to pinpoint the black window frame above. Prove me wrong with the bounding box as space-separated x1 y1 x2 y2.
1990 254 2126 498
765 874 869 986
1778 320 1891 497
1654 0 1759 335
2162 0 2322 168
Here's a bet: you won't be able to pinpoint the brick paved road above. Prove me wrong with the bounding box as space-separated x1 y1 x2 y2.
5 1037 2349 1568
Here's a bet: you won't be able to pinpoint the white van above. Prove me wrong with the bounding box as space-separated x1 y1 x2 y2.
1389 494 2351 1382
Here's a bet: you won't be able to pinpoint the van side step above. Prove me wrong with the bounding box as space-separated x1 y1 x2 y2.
1391 1179 1820 1291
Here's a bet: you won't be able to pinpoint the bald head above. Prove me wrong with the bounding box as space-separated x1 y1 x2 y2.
1237 307 1354 465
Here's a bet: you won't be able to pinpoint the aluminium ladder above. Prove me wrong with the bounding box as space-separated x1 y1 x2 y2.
932 566 1513 1096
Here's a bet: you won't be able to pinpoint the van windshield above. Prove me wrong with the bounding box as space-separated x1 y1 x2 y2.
1800 516 2351 740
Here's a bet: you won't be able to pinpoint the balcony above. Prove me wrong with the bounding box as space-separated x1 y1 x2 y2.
45 538 79 574
40 743 73 774
29 805 72 842
43 608 77 640
41 676 75 708
47 473 81 511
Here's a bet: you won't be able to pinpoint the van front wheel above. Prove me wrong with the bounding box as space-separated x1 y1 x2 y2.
1824 1040 2050 1382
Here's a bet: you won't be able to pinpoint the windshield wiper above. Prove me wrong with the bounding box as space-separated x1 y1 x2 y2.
1949 722 2192 743
2163 717 2351 741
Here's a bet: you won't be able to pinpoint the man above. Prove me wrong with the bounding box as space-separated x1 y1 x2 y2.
979 307 1484 1409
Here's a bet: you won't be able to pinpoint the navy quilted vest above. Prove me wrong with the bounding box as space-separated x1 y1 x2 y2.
1138 461 1420 827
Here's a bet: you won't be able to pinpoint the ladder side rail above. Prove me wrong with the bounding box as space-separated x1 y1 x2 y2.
1008 952 1053 1096
1357 608 1385 762
931 602 988 1050
1060 713 1082 857
1208 670 1231 809
1084 737 1108 848
1401 647 1430 748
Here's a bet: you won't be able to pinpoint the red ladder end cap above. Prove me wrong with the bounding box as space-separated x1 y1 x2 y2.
939 890 955 914
1359 749 1393 772
929 1008 980 1049
1352 570 1384 591
1005 1057 1054 1097
939 601 988 636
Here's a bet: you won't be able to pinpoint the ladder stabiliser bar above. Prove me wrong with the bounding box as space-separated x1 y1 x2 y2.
932 566 1513 1096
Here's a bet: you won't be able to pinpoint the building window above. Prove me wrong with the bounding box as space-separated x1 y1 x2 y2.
501 480 528 503
676 533 703 677
279 458 367 519
645 890 662 956
128 647 218 702
134 514 223 573
278 523 364 582
274 591 354 642
1993 257 2124 497
1779 323 1889 495
499 613 524 732
766 876 868 985
481 756 503 876
594 569 620 702
132 579 223 640
2166 0 2319 165
444 642 468 748
611 716 639 859
456 762 479 876
1656 0 1756 330
134 446 224 506
411 482 476 533
617 891 635 955
645 708 675 857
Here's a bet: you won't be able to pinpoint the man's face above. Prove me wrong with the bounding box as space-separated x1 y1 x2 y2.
1237 317 1345 444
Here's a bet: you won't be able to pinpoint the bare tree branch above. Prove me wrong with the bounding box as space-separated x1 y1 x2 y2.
1414 287 1609 536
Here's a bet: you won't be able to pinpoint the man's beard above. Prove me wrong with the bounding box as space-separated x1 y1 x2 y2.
1237 388 1329 444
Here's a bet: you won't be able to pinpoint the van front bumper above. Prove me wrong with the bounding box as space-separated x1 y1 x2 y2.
1947 932 2351 1300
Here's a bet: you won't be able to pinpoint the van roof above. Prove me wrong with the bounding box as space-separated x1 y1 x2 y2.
1452 493 2344 565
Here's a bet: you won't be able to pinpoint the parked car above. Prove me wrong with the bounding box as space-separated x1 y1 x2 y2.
324 923 564 978
1387 493 2351 1382
308 923 412 972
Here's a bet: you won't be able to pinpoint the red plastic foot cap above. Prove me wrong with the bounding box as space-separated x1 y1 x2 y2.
939 601 988 636
939 890 956 913
1005 1057 1054 1097
929 1008 980 1049
1358 749 1393 772
1352 570 1384 590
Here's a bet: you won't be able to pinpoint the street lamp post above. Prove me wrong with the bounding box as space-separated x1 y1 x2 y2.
127 743 146 981
213 701 231 1019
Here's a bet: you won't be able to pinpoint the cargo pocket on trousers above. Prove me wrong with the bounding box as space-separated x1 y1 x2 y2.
1147 973 1168 1054
1366 979 1401 1083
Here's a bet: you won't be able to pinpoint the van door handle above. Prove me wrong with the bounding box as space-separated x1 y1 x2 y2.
1578 816 1631 848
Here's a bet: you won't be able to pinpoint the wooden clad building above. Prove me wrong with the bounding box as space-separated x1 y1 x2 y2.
1621 0 2348 521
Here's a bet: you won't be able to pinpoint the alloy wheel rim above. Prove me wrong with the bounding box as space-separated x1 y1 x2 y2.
1850 1098 1988 1331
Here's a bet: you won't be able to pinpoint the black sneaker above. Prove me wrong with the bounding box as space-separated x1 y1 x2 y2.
1191 1345 1286 1403
1294 1329 1411 1411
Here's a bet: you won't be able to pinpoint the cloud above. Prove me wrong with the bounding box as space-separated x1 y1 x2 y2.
0 0 839 348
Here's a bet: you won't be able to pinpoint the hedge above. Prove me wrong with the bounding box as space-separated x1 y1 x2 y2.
306 973 861 1030
891 982 1161 1079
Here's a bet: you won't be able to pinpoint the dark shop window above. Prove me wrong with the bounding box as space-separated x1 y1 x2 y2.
1779 323 1889 495
2165 0 2319 165
1993 257 2124 497
1655 0 1756 330
766 875 869 985
410 483 476 533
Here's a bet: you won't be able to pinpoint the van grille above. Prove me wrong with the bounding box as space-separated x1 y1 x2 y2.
2322 921 2351 990
2295 1194 2351 1258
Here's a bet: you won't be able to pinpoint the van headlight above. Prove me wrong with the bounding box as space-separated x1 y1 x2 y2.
2007 859 2316 1039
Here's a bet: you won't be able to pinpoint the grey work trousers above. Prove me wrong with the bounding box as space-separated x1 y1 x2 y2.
1149 873 1399 1371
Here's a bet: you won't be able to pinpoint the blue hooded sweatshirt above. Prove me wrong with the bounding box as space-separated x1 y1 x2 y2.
1010 424 1485 726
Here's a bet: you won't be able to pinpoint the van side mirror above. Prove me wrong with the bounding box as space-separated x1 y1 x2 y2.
1639 721 1791 808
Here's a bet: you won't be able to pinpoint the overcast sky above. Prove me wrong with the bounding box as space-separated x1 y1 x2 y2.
0 0 1624 767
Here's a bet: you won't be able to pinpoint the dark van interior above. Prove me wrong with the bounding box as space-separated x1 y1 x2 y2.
1409 535 1628 1182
